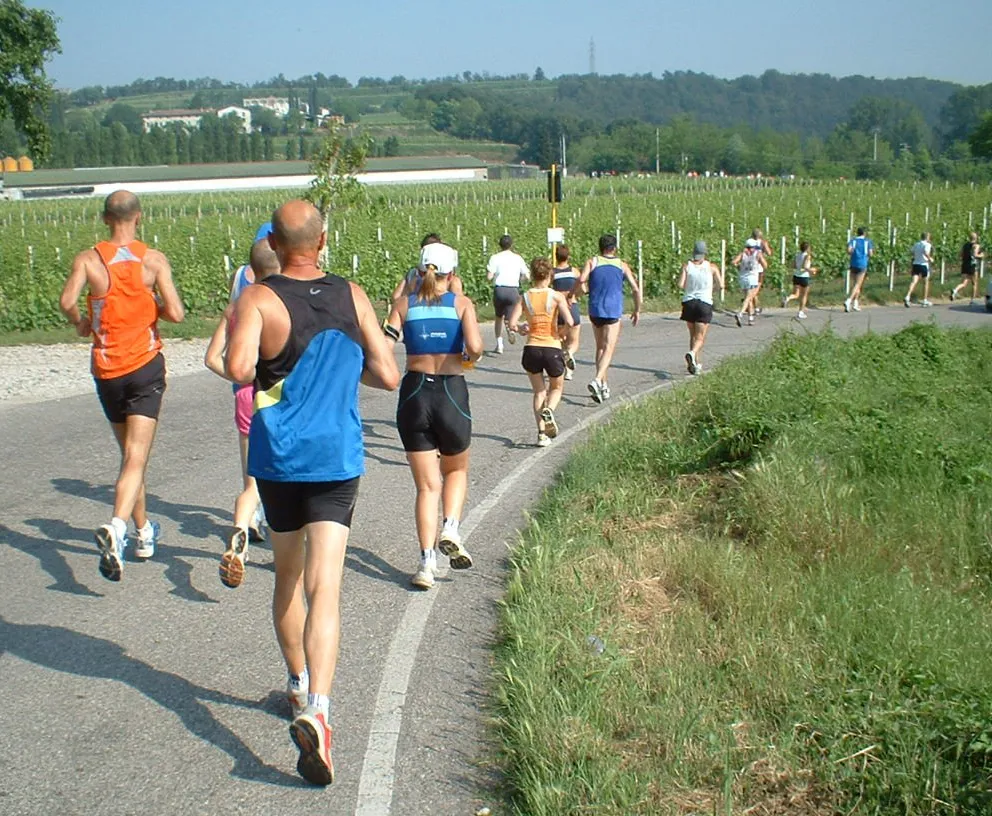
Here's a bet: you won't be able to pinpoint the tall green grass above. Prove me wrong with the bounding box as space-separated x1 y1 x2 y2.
495 323 992 815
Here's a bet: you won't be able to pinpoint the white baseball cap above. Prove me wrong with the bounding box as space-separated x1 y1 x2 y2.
419 243 458 275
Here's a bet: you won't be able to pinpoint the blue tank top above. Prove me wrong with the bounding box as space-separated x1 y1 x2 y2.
403 291 464 356
248 274 365 483
587 256 625 320
553 266 579 293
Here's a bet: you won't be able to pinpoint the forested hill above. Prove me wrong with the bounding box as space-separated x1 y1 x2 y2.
545 72 959 138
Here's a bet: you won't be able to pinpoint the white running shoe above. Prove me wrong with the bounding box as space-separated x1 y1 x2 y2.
562 348 576 371
904 296 911 308
950 289 958 301
797 310 808 319
438 528 473 570
495 337 504 354
781 295 789 308
602 382 611 400
747 314 755 326
133 520 159 560
921 299 932 307
95 524 126 582
587 379 604 403
540 406 558 438
537 432 551 447
220 527 249 589
564 368 573 381
410 554 437 589
685 351 697 374
843 298 851 313
852 300 861 312
507 326 517 344
734 312 743 327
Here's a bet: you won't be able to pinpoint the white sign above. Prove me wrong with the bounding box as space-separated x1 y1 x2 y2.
547 227 565 244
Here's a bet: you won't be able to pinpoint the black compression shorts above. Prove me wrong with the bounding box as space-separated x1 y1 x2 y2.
94 352 166 424
680 299 713 324
521 345 565 378
396 372 472 455
493 286 520 319
256 476 360 533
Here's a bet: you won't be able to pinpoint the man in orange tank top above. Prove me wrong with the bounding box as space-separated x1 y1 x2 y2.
59 190 185 582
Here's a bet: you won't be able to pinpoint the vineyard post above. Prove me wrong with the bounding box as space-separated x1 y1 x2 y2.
940 260 945 286
720 239 726 302
780 236 786 265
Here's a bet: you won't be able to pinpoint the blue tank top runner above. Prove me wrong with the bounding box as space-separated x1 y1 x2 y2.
588 256 625 320
403 291 464 356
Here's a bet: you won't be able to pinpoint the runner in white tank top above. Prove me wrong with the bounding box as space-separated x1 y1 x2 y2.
782 240 819 320
679 241 723 375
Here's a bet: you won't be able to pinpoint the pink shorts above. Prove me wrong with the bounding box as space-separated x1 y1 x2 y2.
234 384 254 436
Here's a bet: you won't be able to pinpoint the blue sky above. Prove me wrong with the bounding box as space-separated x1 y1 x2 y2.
38 0 992 89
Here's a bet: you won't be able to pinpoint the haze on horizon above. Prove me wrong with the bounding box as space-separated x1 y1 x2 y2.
38 0 991 91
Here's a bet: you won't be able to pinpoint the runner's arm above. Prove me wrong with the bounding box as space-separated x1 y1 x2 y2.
59 252 92 336
226 288 264 385
352 283 400 391
390 275 409 301
711 263 725 291
678 263 688 291
573 258 593 298
204 304 235 380
148 250 185 323
458 296 484 361
622 262 642 326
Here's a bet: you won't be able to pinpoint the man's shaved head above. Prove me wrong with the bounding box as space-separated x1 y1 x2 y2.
249 239 281 279
271 200 324 253
103 190 141 222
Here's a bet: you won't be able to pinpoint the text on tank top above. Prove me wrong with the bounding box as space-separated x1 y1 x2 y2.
682 261 714 304
403 291 464 356
248 274 365 483
523 288 561 348
88 240 162 380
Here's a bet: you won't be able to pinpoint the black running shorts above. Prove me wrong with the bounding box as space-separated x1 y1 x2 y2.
521 345 566 378
94 353 166 424
556 302 581 326
256 476 360 533
492 286 520 319
680 299 713 324
396 372 472 455
792 275 811 288
912 263 930 278
589 316 619 328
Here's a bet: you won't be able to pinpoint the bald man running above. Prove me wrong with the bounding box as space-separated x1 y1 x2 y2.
59 190 185 582
226 199 399 786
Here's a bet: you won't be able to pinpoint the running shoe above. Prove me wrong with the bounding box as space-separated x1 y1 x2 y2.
495 337 504 354
921 299 933 307
602 383 611 400
843 298 852 313
734 312 743 327
540 406 559 438
248 504 266 542
754 306 763 316
781 295 789 308
437 528 473 570
950 289 958 301
220 528 249 589
685 351 697 375
507 325 517 344
562 348 576 371
797 310 808 319
588 379 604 404
536 432 551 447
290 709 334 786
747 314 755 326
904 296 911 308
410 553 437 589
287 677 308 720
564 368 573 381
95 524 126 582
852 300 861 312
133 520 160 560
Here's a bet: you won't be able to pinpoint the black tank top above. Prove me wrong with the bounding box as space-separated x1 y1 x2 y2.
256 274 361 390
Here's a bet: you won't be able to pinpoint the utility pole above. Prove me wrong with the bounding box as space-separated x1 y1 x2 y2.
655 127 660 174
560 133 567 177
873 127 880 162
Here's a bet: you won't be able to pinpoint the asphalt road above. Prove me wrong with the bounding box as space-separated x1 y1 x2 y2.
1 299 989 816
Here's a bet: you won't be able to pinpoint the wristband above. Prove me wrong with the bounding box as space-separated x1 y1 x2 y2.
382 320 400 342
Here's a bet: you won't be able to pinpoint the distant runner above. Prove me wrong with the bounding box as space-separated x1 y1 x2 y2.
951 232 984 305
508 257 574 446
226 199 399 786
679 240 723 375
731 238 766 326
486 234 529 353
552 244 583 380
904 232 934 308
59 190 185 582
782 240 819 319
750 228 773 314
844 227 875 313
577 234 642 402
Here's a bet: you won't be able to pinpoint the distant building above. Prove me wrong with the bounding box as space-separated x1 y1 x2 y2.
217 105 252 133
242 96 290 117
141 109 210 133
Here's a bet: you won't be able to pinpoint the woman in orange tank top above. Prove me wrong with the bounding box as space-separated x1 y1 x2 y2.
509 257 575 447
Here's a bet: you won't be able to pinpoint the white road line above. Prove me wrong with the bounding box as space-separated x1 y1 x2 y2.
354 378 674 815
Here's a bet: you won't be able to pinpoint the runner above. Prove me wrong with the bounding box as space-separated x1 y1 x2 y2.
679 240 723 375
508 257 574 446
226 199 399 786
782 240 819 319
383 242 484 589
486 234 529 353
576 234 642 403
204 239 281 588
731 238 766 326
552 244 583 381
951 232 985 304
751 228 773 314
844 227 875 313
904 232 934 308
58 190 185 582
391 233 463 300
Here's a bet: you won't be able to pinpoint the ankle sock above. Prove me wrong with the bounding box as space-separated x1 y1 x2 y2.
111 517 127 540
421 548 436 564
137 520 154 539
307 693 330 718
289 667 309 691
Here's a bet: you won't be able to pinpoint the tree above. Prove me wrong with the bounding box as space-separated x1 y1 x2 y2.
968 111 992 160
0 0 61 161
533 67 546 82
102 102 143 135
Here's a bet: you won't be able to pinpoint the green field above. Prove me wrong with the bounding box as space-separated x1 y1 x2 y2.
0 176 988 334
496 323 992 814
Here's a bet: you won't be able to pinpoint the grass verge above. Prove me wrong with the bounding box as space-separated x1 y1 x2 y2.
494 323 992 815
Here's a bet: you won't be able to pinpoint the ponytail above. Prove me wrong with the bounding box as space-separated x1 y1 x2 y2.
416 266 445 304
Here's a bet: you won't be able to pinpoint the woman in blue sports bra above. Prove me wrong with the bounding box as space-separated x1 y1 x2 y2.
383 242 484 590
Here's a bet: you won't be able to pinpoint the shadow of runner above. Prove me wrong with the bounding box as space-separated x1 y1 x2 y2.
0 616 305 787
0 524 102 598
346 544 411 588
51 478 230 541
24 517 219 605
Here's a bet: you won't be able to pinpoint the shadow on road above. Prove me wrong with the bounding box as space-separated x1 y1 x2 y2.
346 544 411 588
0 523 102 598
0 615 306 788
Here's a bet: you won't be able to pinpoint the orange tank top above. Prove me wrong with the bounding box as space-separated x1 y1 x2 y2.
88 241 162 380
523 288 561 349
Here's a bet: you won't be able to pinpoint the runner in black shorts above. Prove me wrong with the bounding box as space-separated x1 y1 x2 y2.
384 241 484 589
951 232 984 304
486 234 529 353
256 477 360 533
94 352 166 423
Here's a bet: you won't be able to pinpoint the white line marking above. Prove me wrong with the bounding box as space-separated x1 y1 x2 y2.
354 378 674 815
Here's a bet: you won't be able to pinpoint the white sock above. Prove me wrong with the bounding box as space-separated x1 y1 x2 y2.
307 693 330 718
111 517 127 539
289 667 309 691
137 520 154 539
442 517 458 534
421 548 436 563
